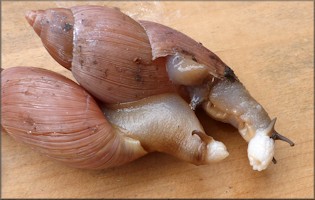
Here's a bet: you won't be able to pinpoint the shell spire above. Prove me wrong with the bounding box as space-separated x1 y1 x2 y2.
25 10 37 27
25 8 74 69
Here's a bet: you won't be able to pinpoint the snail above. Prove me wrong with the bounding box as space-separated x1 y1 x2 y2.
1 66 229 169
3 5 293 171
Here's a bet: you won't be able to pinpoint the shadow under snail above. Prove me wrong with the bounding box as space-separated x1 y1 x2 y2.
1 5 294 171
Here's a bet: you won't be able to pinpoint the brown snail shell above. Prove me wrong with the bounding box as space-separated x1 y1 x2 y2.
1 66 146 169
25 5 229 104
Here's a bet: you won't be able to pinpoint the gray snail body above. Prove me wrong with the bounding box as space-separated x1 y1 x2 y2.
1 5 293 171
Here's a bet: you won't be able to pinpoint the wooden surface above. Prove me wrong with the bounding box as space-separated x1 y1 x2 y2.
1 1 314 198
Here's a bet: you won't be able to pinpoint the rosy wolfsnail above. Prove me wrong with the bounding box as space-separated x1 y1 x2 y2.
1 66 229 169
2 5 294 171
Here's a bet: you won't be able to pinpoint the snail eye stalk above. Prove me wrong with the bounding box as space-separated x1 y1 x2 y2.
271 131 295 146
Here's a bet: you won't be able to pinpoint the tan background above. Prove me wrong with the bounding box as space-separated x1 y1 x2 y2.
1 1 314 198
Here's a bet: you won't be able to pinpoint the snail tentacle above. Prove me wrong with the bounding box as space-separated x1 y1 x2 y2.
271 131 295 146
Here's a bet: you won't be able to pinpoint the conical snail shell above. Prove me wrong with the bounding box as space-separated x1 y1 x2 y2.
1 66 146 169
25 5 229 104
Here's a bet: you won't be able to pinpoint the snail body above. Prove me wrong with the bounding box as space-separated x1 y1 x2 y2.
1 67 228 169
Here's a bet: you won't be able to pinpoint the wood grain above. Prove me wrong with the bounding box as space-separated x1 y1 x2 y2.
1 1 314 198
